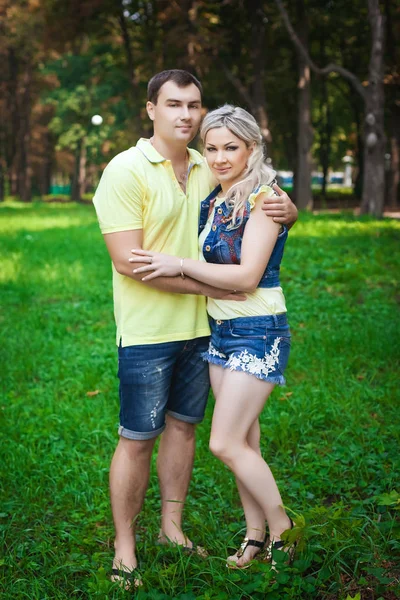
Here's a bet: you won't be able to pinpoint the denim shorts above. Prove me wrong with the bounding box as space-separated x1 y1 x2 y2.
117 336 210 440
202 314 290 385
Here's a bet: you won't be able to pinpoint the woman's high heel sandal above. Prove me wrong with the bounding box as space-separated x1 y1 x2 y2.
226 533 268 569
265 517 296 566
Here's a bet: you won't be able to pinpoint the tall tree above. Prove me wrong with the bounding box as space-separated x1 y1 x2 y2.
1 0 47 201
384 0 400 207
294 0 313 209
275 0 386 216
220 0 272 144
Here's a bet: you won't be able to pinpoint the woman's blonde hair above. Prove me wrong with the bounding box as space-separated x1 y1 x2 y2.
200 104 276 228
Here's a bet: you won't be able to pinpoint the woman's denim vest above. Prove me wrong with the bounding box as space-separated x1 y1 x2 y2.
198 185 288 289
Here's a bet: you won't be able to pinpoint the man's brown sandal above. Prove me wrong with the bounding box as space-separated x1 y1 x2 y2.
226 533 268 569
156 537 208 558
111 567 142 590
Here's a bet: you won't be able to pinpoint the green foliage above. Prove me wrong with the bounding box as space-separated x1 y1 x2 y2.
4 0 397 207
0 203 399 599
42 46 133 162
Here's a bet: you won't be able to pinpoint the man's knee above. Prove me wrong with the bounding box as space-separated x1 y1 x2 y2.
165 415 196 440
118 436 155 458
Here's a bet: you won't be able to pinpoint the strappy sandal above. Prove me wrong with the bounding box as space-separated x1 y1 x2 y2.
265 517 297 567
226 533 268 569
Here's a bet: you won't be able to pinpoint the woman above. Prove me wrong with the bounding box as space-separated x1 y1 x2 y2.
130 105 295 568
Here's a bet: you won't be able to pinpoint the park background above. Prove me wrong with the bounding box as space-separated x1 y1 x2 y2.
1 0 399 599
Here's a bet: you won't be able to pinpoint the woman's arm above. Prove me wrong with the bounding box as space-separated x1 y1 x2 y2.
104 229 245 300
130 194 281 293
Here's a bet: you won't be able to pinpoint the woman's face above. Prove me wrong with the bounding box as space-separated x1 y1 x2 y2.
204 126 254 190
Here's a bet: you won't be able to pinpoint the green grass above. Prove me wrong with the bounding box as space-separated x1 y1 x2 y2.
0 200 399 599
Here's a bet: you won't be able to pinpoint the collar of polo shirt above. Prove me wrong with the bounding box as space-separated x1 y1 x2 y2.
137 138 204 166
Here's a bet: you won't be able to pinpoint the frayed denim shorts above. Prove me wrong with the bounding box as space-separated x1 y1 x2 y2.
203 313 291 385
117 336 210 440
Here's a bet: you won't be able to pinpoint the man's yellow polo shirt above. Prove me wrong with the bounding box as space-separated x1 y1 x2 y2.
93 138 213 347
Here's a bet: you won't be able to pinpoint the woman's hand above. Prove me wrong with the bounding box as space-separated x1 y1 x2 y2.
129 249 181 281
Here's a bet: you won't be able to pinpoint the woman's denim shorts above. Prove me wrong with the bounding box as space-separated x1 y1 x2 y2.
203 313 290 385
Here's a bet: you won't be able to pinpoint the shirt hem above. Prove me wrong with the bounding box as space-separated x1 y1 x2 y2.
117 327 211 347
100 224 142 234
207 308 287 320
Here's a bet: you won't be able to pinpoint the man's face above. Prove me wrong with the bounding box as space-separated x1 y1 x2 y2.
146 81 202 145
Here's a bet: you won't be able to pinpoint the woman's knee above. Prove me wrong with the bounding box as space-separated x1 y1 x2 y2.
209 435 237 463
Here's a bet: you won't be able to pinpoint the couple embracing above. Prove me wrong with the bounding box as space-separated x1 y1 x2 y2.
93 69 298 587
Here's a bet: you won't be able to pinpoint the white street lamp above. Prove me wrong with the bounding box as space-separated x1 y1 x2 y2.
91 114 103 126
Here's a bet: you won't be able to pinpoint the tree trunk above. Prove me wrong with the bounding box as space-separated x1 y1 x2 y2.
249 0 271 145
296 61 313 209
384 0 399 208
386 115 400 207
0 110 6 201
118 11 146 137
295 2 313 210
78 139 87 197
0 162 4 202
70 137 86 202
345 91 364 200
38 131 54 196
320 91 332 203
319 38 332 203
7 49 18 197
12 68 32 202
222 0 271 146
360 0 386 216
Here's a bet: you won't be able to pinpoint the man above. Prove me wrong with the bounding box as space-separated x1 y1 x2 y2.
93 69 297 582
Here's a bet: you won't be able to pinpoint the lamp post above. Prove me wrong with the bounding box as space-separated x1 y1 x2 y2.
72 115 103 202
342 155 353 188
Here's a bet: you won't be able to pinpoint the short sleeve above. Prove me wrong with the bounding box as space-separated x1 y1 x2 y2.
93 151 146 234
248 185 274 210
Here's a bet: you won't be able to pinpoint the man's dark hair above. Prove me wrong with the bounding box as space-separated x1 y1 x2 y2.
147 70 203 104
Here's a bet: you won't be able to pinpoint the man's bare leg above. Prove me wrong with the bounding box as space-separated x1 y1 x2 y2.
157 415 196 546
110 436 156 573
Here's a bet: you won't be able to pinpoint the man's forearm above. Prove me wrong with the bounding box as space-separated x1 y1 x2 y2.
116 260 216 296
103 230 228 297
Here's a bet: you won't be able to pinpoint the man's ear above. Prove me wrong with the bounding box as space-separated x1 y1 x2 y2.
146 101 155 121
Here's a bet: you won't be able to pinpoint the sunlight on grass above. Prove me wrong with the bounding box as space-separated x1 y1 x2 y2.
0 200 96 233
291 212 400 237
1 202 399 600
0 253 23 282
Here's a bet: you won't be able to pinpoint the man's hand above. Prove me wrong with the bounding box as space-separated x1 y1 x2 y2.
206 288 246 301
263 184 298 226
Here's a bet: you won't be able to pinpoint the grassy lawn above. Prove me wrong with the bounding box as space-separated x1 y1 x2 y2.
0 201 399 599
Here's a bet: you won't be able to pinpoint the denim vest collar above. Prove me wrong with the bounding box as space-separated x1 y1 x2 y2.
198 185 222 233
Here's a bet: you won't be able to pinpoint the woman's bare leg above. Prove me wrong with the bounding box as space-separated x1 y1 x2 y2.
209 368 291 543
210 366 266 566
